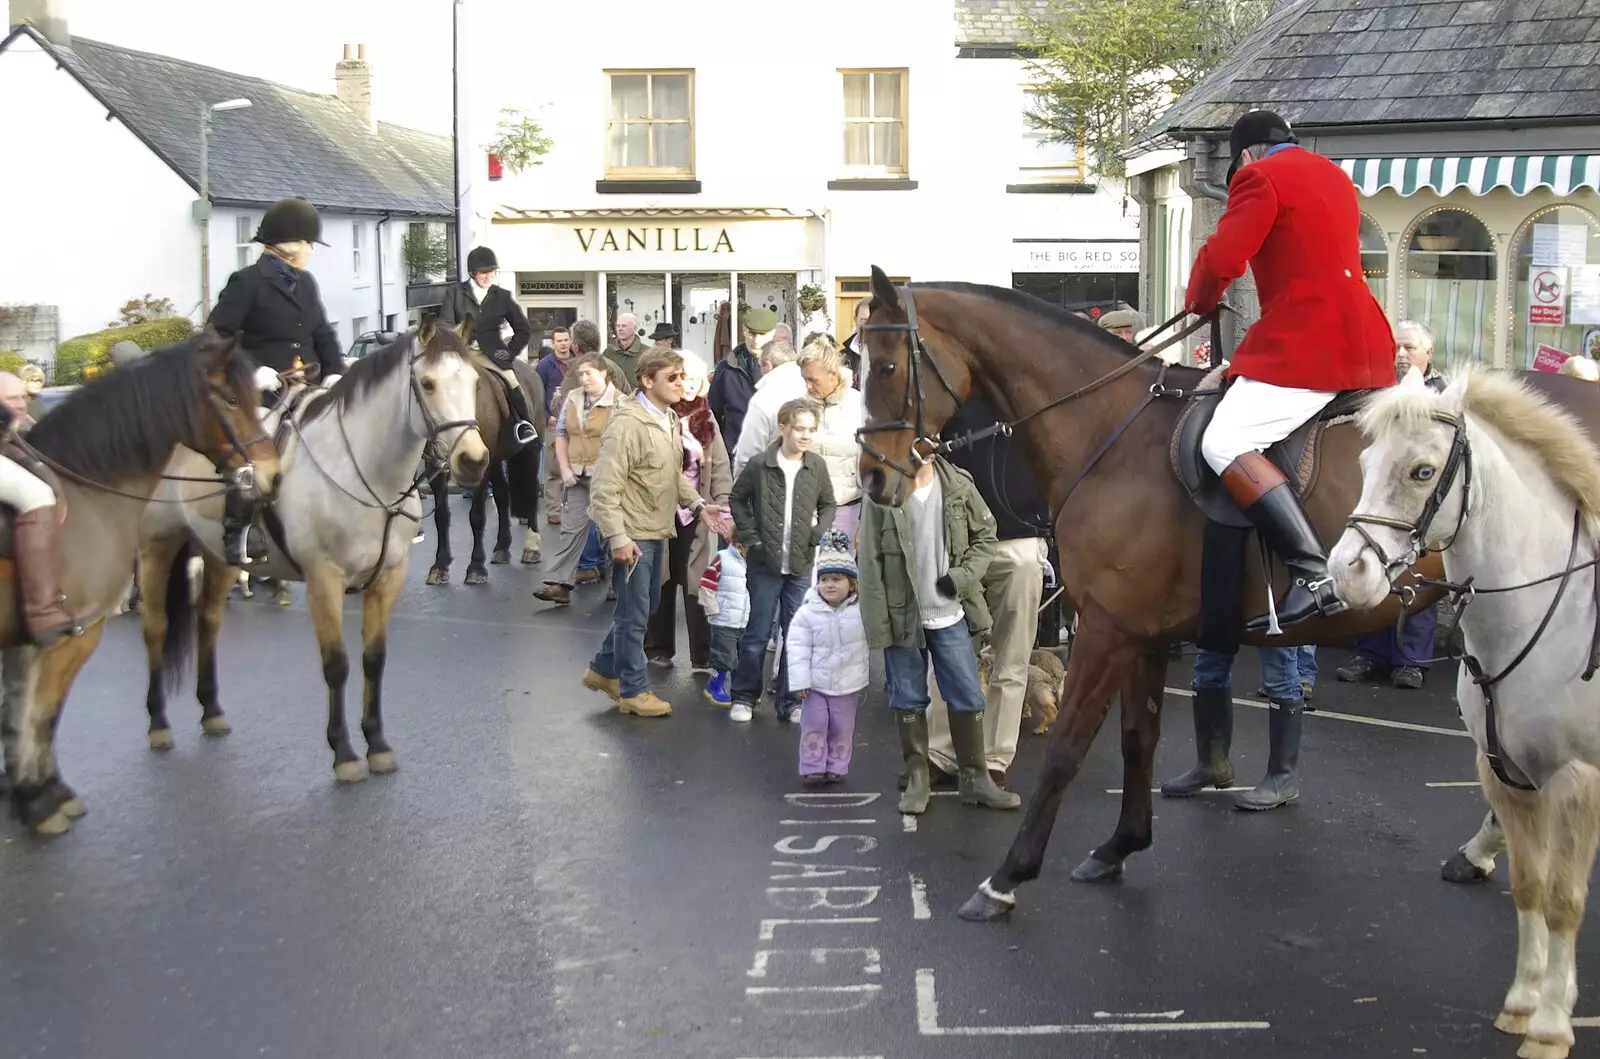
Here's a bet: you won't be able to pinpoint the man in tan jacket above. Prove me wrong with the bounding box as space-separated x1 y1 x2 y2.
583 349 731 716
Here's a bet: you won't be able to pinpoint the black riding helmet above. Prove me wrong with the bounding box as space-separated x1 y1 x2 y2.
253 197 328 245
1226 109 1298 184
466 246 499 274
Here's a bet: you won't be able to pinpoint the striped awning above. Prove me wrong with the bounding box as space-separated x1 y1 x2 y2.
1336 156 1600 198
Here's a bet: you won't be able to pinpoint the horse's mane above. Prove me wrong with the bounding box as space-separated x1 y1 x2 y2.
1359 366 1600 536
301 326 463 423
914 282 1156 359
29 333 254 482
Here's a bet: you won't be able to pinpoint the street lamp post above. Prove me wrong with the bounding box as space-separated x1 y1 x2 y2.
195 98 252 313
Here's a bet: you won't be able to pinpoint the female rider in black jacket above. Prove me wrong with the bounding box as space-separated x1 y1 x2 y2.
439 246 536 444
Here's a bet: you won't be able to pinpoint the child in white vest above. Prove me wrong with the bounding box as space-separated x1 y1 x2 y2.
698 537 750 707
786 530 869 785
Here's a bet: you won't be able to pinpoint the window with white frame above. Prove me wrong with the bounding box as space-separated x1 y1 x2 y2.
606 70 694 177
1019 87 1084 180
351 316 369 343
235 215 255 269
352 221 366 279
841 70 907 175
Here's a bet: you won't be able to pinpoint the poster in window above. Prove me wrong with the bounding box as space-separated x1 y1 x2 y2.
1570 265 1600 326
1533 223 1590 268
1533 343 1571 373
1529 267 1567 326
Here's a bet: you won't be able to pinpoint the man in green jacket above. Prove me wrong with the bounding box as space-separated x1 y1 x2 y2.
583 349 731 717
858 456 1018 815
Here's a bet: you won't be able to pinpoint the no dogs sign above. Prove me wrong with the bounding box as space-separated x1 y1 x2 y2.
1529 268 1567 326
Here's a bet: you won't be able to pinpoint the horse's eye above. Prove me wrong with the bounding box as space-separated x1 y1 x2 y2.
875 360 896 377
421 379 437 393
1410 464 1435 482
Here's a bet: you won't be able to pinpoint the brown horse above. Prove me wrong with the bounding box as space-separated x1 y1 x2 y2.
852 266 1600 921
3 332 277 835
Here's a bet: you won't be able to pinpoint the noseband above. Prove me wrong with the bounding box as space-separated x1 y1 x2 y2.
1344 410 1472 580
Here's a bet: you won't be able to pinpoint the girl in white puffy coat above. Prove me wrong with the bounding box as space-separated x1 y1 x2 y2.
786 529 869 785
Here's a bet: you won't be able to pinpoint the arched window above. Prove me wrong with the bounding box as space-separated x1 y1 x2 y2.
1509 205 1600 370
1402 207 1497 365
1359 214 1389 309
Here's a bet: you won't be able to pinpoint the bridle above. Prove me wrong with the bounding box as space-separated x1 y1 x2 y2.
1344 409 1600 792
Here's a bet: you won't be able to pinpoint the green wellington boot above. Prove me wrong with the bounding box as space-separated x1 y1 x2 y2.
897 711 931 814
948 710 1021 810
1160 685 1236 797
1234 699 1303 811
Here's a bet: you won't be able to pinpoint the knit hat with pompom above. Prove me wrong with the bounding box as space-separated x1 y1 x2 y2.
814 528 857 581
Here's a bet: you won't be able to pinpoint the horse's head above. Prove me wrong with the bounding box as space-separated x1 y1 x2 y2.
1329 370 1470 610
856 265 966 507
413 315 490 487
196 331 282 498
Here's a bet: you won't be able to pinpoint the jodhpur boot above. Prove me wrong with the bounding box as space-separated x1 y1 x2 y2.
14 507 82 645
948 711 1021 810
221 489 268 567
897 711 931 814
1233 699 1303 811
1161 685 1235 797
1220 452 1347 634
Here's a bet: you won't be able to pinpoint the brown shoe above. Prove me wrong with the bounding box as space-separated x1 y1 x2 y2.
14 507 81 645
988 768 1008 788
618 690 672 717
581 669 621 702
575 568 603 585
533 583 572 605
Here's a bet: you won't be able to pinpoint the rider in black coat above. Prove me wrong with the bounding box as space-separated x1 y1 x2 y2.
438 246 536 444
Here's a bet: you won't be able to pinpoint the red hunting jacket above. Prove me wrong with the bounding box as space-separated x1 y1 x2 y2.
1184 146 1394 391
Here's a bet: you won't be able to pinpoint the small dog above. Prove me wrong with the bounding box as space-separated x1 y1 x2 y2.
976 645 1067 735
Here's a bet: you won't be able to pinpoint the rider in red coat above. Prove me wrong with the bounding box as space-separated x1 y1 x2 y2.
1188 109 1395 633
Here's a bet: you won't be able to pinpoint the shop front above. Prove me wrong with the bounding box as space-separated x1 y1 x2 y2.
489 208 823 358
1011 238 1141 318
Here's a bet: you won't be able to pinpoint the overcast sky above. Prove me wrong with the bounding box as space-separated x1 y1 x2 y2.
60 0 457 132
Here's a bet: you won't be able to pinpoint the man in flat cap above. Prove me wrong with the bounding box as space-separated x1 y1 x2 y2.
1097 307 1145 343
707 306 776 456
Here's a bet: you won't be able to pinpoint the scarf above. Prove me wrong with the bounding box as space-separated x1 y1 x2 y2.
672 396 716 456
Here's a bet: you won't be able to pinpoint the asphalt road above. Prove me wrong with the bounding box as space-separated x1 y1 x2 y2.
0 514 1586 1059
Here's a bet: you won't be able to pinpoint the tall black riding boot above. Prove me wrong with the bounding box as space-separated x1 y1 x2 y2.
222 489 268 567
1160 685 1235 797
508 386 537 446
1233 699 1303 811
1220 452 1347 634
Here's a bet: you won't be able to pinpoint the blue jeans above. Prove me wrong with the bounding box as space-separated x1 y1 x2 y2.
733 567 808 714
1193 645 1310 703
579 522 604 571
884 622 986 714
1353 604 1438 670
588 539 666 698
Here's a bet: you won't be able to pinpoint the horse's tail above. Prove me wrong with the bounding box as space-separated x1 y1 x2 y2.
159 539 197 692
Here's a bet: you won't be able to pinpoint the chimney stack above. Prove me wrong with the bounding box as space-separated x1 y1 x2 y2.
335 42 375 133
10 0 70 46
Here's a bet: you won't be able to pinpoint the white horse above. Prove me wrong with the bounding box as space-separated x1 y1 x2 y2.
1329 367 1600 1059
137 318 490 781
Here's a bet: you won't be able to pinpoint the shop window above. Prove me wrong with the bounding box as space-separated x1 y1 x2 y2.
1509 205 1600 370
1402 208 1496 365
1018 87 1083 182
1360 214 1388 309
606 70 694 178
841 69 908 176
1011 273 1138 317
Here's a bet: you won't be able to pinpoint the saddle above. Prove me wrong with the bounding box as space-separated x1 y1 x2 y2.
1170 375 1372 526
477 364 532 456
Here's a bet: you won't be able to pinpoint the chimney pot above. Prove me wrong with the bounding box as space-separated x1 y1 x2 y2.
342 43 353 60
357 43 366 60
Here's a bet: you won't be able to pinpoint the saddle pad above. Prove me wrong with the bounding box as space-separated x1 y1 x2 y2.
476 364 528 457
1170 388 1371 528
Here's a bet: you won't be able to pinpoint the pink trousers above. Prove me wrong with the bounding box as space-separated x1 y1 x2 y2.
798 691 860 776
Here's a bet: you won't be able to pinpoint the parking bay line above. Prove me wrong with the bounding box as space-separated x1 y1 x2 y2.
1165 687 1471 739
916 968 1269 1035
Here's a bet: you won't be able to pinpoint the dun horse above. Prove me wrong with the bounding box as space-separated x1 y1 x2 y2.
1331 369 1600 1059
4 333 277 834
426 356 544 585
138 319 488 781
851 267 1600 922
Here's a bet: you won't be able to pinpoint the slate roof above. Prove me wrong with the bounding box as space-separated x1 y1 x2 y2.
954 0 1049 47
1 26 452 215
1137 0 1600 143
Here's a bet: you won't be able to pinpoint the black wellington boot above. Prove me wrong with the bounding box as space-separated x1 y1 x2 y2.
1233 699 1303 811
222 489 268 567
1160 685 1235 797
1220 452 1347 634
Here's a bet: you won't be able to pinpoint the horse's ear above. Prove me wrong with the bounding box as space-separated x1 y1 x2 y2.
457 312 475 345
1398 366 1428 392
418 315 437 346
870 265 901 315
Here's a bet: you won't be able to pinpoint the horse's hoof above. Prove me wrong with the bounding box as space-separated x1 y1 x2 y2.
148 728 175 751
59 797 86 819
1069 854 1124 884
521 547 540 566
201 714 232 736
958 889 1015 922
333 760 369 783
1519 1036 1572 1059
1497 1011 1532 1035
1441 850 1491 883
425 568 448 586
367 751 397 774
491 549 511 565
464 568 488 585
33 810 72 836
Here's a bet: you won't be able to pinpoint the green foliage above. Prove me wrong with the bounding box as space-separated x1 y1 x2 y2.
483 109 553 173
1023 0 1273 179
401 225 451 282
54 317 195 385
0 351 24 375
109 294 178 329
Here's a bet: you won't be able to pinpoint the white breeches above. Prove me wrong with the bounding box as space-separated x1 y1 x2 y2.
1201 377 1337 474
0 457 56 513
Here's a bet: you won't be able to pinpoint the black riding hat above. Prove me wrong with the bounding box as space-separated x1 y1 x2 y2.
466 246 499 273
254 197 327 245
1226 109 1298 184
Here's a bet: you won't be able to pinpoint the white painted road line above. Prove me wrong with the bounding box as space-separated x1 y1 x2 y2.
1094 1010 1185 1020
735 1055 886 1059
1571 1016 1600 1027
1425 781 1481 788
1164 687 1471 738
910 873 931 920
916 969 1270 1035
780 819 880 825
902 814 918 832
1106 787 1254 795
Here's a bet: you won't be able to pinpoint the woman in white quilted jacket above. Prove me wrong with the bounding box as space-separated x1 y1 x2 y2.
796 336 866 542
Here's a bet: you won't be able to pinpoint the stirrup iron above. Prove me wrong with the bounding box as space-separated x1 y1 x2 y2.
514 420 537 446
